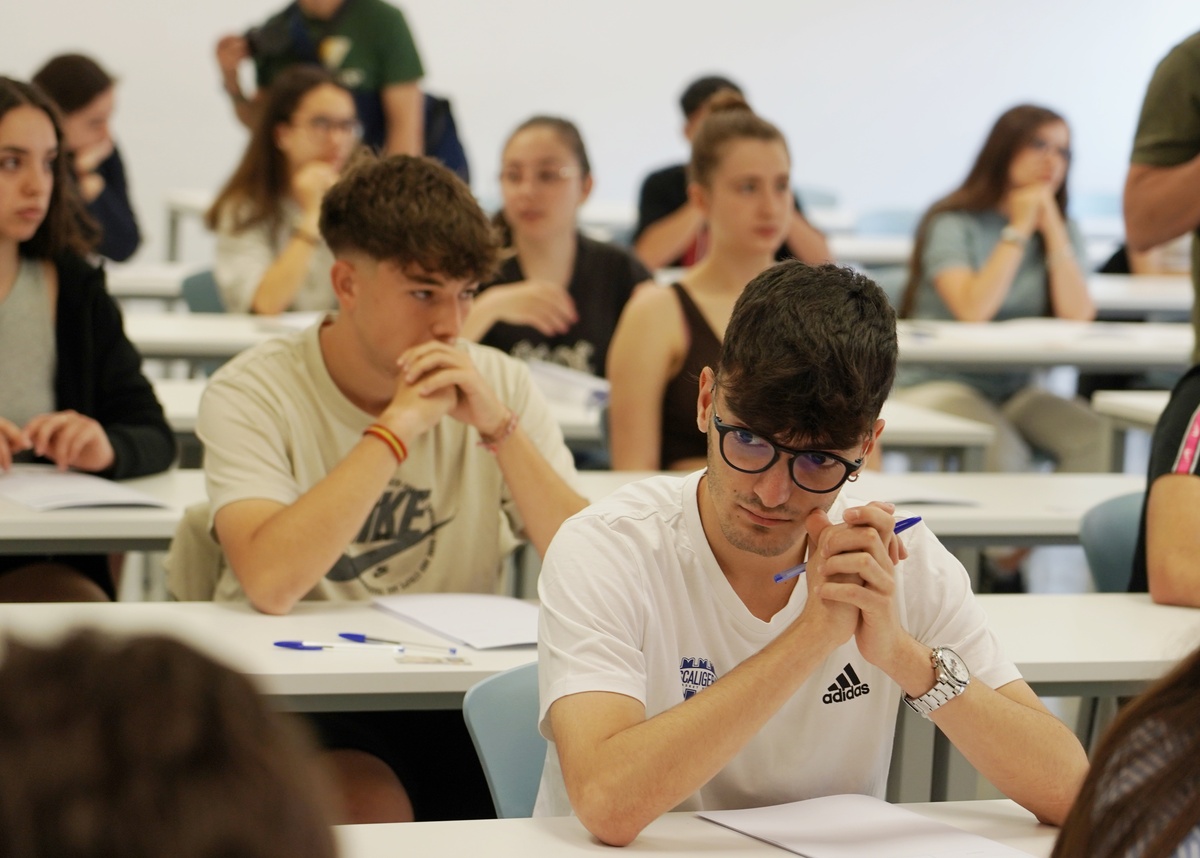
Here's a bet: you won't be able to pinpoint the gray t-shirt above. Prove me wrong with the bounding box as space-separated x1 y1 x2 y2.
898 209 1086 402
0 258 55 429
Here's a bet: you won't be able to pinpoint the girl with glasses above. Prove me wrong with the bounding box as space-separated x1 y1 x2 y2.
608 92 794 471
463 116 651 379
0 77 174 602
895 104 1107 475
206 66 361 314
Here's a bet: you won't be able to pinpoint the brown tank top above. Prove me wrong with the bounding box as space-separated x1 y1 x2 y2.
659 283 722 468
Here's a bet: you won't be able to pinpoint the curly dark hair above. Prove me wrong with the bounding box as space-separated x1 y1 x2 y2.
716 261 897 450
320 153 499 282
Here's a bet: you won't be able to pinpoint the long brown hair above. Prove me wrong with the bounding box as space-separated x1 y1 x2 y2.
0 631 339 858
687 90 788 188
0 77 98 258
1052 644 1200 858
898 104 1071 318
205 66 348 236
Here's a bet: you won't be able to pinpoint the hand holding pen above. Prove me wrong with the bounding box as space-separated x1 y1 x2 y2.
775 515 921 583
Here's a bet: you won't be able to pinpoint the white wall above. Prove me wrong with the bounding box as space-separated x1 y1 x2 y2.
3 0 1198 264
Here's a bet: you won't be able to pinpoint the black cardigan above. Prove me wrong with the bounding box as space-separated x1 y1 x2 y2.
50 253 175 479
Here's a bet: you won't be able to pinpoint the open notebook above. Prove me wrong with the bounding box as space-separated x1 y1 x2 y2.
0 465 166 511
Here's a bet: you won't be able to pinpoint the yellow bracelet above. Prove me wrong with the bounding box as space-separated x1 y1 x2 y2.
363 423 407 465
477 409 518 453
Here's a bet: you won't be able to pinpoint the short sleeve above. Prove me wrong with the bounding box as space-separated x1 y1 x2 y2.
197 374 303 518
376 3 424 85
634 167 687 240
922 212 975 279
537 512 650 737
1131 36 1200 168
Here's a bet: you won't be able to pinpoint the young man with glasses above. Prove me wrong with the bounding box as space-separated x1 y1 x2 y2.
534 261 1087 845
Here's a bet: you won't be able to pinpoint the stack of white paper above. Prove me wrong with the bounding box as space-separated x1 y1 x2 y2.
373 593 538 649
0 465 167 511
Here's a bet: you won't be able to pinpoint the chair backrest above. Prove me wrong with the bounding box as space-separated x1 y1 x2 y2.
462 662 544 818
1079 491 1144 593
182 269 224 313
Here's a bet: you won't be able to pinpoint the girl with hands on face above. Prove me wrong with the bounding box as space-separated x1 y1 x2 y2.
463 117 652 377
0 77 174 601
895 104 1107 475
31 54 140 262
207 66 361 315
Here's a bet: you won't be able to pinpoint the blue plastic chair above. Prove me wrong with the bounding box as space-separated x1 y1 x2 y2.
462 662 544 818
181 269 224 313
1079 492 1144 593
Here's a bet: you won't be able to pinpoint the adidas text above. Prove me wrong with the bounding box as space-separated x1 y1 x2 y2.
822 683 870 704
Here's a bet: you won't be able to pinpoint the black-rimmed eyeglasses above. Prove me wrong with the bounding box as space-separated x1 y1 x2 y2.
712 413 863 494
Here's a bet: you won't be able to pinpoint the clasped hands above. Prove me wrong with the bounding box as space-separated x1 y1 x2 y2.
377 341 511 444
801 501 913 673
0 411 115 473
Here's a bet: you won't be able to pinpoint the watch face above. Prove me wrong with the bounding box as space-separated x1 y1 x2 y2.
939 649 970 684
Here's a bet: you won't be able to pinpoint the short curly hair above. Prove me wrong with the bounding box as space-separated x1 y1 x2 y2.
320 154 499 283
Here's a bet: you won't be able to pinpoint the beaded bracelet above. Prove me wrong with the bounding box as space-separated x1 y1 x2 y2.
477 409 518 453
363 423 408 465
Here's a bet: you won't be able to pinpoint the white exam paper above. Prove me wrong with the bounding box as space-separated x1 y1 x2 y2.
373 593 538 649
0 465 167 511
698 794 1030 858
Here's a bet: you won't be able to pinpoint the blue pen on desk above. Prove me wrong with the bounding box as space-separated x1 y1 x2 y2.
274 640 404 652
338 633 458 656
772 515 923 584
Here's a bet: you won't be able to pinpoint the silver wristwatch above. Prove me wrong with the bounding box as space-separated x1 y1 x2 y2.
904 647 970 718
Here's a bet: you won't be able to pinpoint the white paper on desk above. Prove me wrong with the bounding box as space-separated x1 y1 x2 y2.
698 794 1028 858
527 359 610 408
857 487 978 507
0 465 167 511
373 593 538 649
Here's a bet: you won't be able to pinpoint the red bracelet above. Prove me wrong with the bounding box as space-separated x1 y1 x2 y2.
477 409 518 453
363 423 407 465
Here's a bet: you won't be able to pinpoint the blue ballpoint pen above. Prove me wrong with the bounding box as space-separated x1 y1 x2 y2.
772 515 923 584
338 633 458 655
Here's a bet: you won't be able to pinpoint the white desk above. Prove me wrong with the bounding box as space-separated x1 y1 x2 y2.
151 380 994 469
0 468 204 554
336 800 1055 857
830 234 913 267
1090 273 1192 320
164 187 214 262
898 318 1193 372
0 601 534 712
125 312 290 361
1092 389 1169 434
105 260 197 303
0 469 1142 556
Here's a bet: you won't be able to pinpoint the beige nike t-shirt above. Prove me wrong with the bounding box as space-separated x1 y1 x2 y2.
198 318 578 602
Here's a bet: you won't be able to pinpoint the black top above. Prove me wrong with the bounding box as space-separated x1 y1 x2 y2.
50 253 175 478
1130 364 1200 592
633 163 803 267
478 233 649 378
659 282 721 468
84 146 141 262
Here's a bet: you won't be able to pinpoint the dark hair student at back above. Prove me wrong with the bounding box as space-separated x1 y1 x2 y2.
31 54 114 115
320 154 499 283
716 261 897 450
0 630 338 858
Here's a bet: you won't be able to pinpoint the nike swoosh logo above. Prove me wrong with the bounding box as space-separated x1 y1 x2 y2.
326 518 453 582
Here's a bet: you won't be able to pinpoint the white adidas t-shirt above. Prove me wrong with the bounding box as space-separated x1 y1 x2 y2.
534 471 1020 816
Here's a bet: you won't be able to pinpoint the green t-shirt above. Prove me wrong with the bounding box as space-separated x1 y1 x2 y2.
1129 31 1200 361
254 0 424 148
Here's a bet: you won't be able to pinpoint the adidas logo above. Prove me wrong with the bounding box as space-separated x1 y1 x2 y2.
822 663 870 704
